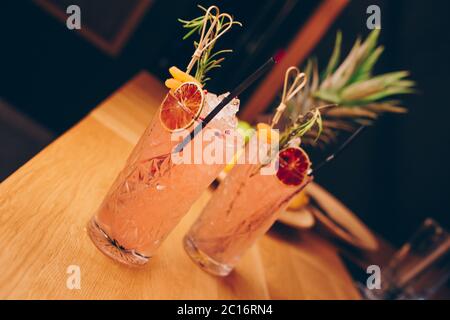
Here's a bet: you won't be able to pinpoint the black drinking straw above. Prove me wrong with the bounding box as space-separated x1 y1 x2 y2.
173 57 276 154
309 125 367 175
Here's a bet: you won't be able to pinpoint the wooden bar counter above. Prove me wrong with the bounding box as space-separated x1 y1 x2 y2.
0 72 360 299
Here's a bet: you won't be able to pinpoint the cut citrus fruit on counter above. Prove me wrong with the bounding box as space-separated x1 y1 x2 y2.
277 147 311 186
159 82 204 132
169 66 201 85
288 190 310 210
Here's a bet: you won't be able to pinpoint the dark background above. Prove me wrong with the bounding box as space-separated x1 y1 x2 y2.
1 0 449 249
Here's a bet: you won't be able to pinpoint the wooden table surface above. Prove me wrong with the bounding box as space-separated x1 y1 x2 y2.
0 72 360 300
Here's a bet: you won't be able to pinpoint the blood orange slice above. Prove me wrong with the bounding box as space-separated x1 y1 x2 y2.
276 147 311 186
159 82 204 132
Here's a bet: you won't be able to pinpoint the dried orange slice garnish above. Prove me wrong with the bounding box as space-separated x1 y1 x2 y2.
159 82 204 132
276 147 311 186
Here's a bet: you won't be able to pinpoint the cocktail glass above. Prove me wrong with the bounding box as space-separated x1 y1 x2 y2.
361 219 450 300
88 92 240 266
184 134 312 276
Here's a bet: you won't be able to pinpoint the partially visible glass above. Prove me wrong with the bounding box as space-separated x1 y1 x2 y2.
362 218 450 300
184 134 312 276
88 93 240 266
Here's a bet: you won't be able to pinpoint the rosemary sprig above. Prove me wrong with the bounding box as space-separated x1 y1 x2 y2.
195 48 233 83
178 6 242 85
279 108 323 149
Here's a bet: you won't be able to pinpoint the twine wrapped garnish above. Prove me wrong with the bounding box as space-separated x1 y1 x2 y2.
179 5 241 84
276 67 324 149
186 6 233 73
162 5 243 132
271 67 307 128
251 67 309 175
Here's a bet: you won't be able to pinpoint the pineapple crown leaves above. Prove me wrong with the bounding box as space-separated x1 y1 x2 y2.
315 29 415 106
287 29 415 147
178 5 242 85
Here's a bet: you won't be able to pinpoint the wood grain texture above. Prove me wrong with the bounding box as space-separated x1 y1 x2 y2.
0 71 360 299
241 0 349 122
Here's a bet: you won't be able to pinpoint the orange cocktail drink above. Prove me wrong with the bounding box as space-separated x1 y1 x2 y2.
88 88 240 266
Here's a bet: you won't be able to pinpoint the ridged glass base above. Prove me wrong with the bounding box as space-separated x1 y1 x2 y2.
183 235 233 277
87 218 150 267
